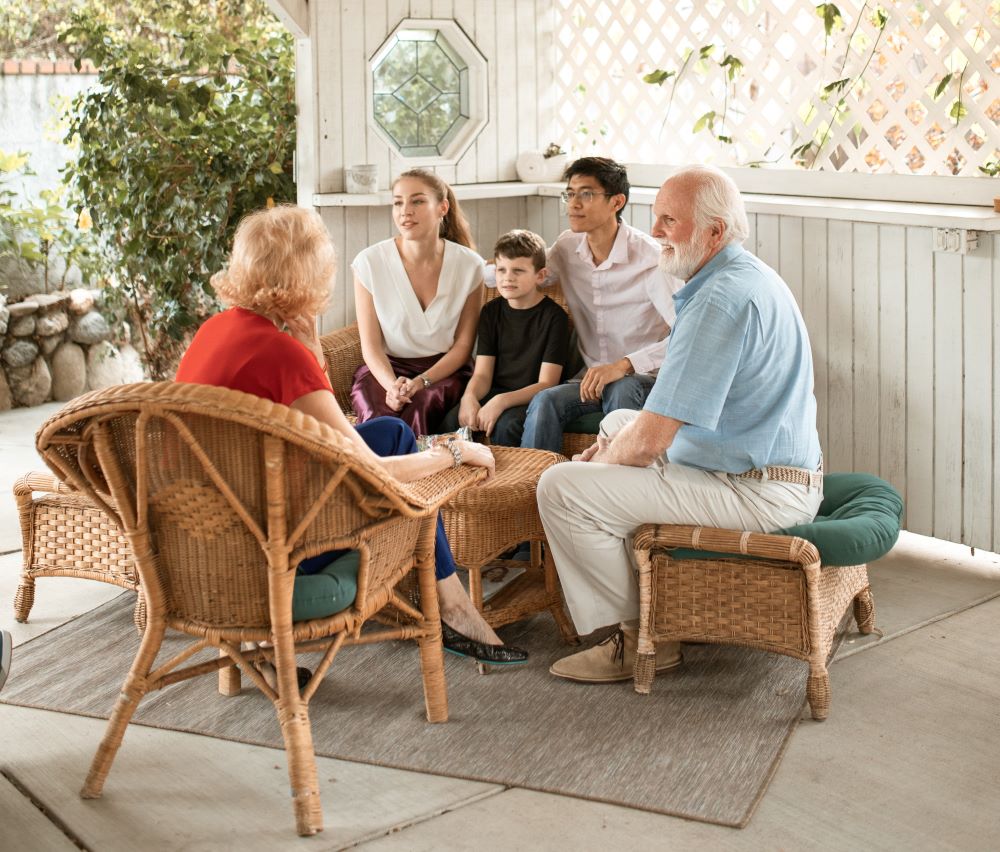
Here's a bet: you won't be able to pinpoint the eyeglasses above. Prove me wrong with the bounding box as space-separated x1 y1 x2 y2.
559 190 612 205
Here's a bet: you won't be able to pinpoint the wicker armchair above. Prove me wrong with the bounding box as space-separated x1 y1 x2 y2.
35 381 483 837
631 472 902 721
14 472 141 629
319 281 597 457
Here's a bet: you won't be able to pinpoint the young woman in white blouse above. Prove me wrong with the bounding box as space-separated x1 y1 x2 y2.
351 169 484 435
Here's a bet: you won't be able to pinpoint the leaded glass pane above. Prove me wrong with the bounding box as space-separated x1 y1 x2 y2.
371 26 473 157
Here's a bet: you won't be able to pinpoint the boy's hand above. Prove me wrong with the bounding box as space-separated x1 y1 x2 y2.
458 395 480 428
476 397 506 437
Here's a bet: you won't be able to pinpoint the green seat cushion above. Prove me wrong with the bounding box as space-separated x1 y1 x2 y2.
666 472 903 567
565 411 603 434
779 472 903 566
292 550 359 621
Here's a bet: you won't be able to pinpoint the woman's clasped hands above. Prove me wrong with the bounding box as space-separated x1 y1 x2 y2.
385 375 422 411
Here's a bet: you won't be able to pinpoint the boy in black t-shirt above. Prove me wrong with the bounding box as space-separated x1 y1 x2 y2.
441 230 569 447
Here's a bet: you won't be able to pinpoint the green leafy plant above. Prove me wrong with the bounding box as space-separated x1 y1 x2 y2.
791 3 890 168
59 0 295 378
0 149 102 292
643 44 743 147
979 158 999 177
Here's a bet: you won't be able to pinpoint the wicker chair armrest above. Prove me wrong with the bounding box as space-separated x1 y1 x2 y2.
633 523 820 567
399 464 489 512
320 323 362 413
13 471 75 498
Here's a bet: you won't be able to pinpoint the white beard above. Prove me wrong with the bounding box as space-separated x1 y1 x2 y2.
657 235 707 281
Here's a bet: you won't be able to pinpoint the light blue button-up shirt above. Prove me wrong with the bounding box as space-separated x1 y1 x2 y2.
644 243 821 473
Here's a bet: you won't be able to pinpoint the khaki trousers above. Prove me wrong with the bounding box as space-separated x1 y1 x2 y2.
536 410 824 636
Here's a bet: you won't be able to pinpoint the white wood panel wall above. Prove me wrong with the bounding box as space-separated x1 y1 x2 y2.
310 0 556 194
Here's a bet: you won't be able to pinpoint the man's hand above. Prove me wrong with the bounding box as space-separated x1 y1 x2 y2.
572 434 611 462
476 396 506 437
457 395 481 429
579 359 632 402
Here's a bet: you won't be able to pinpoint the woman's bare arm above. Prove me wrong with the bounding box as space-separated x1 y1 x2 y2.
291 389 494 481
400 287 481 397
354 276 398 393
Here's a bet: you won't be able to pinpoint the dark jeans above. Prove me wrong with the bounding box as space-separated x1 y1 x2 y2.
440 389 529 447
297 416 457 580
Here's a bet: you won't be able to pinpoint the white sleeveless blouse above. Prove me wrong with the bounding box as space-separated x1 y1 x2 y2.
351 238 485 359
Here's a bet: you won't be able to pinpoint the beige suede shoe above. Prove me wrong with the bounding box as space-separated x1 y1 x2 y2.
549 625 682 683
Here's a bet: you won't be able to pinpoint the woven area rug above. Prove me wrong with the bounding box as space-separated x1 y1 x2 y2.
1 593 823 828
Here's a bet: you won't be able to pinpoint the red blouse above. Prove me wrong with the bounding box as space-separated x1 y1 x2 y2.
175 307 330 406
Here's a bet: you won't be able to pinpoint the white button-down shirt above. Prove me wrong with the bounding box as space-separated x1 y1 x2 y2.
546 222 681 376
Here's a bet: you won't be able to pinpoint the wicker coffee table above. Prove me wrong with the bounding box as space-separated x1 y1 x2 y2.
440 445 577 644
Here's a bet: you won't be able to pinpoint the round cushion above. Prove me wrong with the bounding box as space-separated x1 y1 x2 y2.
779 472 903 566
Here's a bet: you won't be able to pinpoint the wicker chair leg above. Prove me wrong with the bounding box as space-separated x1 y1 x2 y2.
13 576 35 623
132 593 147 636
548 601 579 645
633 652 656 695
853 585 877 634
82 626 163 799
275 700 323 836
218 648 241 696
806 668 831 721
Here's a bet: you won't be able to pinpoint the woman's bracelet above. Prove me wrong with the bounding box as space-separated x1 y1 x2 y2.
444 436 462 468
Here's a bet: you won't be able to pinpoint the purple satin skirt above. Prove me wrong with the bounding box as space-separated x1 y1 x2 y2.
351 354 472 436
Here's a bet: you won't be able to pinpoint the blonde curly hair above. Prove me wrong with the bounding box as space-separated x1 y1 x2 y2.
212 204 336 318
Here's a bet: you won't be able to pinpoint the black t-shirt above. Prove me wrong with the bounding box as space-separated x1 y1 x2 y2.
477 295 570 393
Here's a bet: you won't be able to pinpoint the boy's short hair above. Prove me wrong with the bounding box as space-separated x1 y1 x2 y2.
493 229 547 271
562 157 629 221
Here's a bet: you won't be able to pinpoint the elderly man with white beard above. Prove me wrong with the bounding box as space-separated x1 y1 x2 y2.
537 164 824 683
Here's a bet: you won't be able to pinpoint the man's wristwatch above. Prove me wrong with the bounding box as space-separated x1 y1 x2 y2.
418 374 432 389
444 436 462 468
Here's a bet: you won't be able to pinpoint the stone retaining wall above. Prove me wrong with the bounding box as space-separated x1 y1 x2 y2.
0 290 144 410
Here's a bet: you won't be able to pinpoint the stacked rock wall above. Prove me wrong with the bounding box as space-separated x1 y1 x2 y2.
0 289 145 410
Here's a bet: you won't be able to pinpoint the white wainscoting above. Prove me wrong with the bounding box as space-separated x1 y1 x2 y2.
309 0 556 194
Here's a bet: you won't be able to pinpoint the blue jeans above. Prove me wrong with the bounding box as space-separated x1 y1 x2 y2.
298 416 457 580
520 375 657 454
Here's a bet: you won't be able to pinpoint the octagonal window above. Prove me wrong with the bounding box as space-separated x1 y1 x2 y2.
369 20 487 162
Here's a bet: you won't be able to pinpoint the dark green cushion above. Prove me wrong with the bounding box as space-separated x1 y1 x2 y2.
779 472 903 565
292 550 359 621
667 472 903 567
565 411 604 434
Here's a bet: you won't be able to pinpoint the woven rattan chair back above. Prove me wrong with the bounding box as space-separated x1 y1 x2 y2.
34 381 471 836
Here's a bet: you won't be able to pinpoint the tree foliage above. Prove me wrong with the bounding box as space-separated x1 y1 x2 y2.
59 0 296 378
0 149 102 292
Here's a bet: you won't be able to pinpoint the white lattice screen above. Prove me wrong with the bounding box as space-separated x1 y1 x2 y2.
553 0 999 175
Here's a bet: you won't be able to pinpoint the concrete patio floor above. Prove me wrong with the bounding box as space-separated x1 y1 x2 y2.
1 401 999 851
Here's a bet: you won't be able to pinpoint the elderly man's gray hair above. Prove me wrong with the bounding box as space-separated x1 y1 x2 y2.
673 164 749 246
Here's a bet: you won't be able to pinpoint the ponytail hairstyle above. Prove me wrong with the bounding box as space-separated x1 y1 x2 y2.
394 168 476 250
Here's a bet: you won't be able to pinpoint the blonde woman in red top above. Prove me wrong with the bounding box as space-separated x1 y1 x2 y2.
176 204 527 666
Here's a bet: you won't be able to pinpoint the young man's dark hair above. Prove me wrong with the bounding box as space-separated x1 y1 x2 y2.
561 157 630 222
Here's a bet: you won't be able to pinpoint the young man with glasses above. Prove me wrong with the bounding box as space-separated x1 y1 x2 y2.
520 157 681 454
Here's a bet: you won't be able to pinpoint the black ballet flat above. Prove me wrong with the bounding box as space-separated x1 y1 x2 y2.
440 622 529 665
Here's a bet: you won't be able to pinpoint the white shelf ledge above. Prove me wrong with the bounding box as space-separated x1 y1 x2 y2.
313 182 544 207
315 181 1000 231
